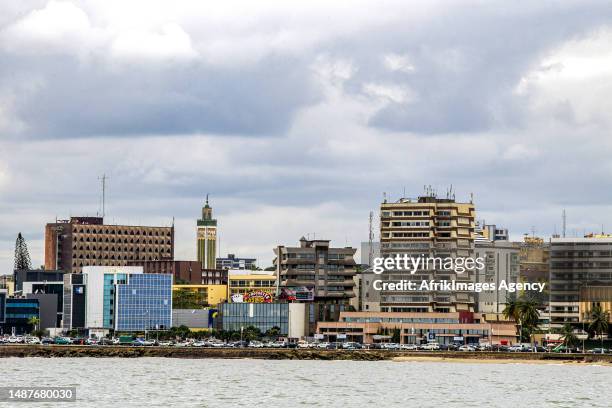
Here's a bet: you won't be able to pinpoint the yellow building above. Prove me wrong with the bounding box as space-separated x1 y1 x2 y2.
227 270 277 303
580 286 612 323
0 275 15 296
172 284 227 308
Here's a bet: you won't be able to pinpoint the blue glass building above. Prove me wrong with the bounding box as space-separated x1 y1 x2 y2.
115 274 172 332
220 303 289 334
0 298 39 335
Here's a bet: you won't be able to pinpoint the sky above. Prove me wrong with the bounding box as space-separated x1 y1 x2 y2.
1 0 612 272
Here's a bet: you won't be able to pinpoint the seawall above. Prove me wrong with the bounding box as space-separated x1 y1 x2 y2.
1 346 611 363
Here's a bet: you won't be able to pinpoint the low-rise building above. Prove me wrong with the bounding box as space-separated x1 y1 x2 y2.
216 254 257 270
0 275 15 296
173 284 227 307
317 311 518 345
1 298 39 335
227 270 276 303
14 269 65 329
219 302 308 339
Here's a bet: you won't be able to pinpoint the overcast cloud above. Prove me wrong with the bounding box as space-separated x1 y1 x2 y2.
2 0 612 271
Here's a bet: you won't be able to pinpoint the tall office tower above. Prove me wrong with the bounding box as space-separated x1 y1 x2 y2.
379 193 476 313
197 196 217 270
519 236 550 309
44 216 174 274
549 236 612 328
474 241 520 314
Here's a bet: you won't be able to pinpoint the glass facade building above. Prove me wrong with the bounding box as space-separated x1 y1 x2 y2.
220 303 289 334
115 274 172 331
0 298 39 335
104 273 127 329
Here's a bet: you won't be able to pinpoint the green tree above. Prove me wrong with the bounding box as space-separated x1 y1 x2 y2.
588 306 609 353
503 297 540 343
243 325 262 341
172 290 207 309
28 316 40 334
391 327 401 343
560 324 577 353
265 326 281 340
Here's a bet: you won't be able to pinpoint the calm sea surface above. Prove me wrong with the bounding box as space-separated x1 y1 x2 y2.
4 358 612 407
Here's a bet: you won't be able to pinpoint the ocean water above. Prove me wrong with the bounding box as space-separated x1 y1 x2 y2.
4 358 612 407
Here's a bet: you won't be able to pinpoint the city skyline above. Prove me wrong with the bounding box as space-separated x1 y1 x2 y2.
2 1 612 273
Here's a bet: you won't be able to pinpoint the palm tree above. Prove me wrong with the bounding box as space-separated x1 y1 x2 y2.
560 324 577 353
518 299 540 345
28 316 40 334
503 298 521 343
588 306 609 353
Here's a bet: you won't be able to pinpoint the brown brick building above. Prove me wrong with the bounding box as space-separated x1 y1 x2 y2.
127 259 228 285
45 217 174 273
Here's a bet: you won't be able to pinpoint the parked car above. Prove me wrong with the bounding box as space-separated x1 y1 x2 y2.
439 344 458 351
248 341 264 348
85 338 99 345
41 337 54 345
508 345 524 352
382 343 400 350
421 342 440 351
588 348 608 354
25 336 41 344
458 345 476 352
343 342 361 350
297 341 311 349
54 337 72 345
400 343 419 351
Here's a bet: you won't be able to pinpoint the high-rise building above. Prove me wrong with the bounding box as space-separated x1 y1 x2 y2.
549 237 612 327
379 194 476 313
197 196 217 270
216 254 257 270
274 238 357 331
519 236 550 308
44 216 174 273
274 238 357 301
474 241 520 314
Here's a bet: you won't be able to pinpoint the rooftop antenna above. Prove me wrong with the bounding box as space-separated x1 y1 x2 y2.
98 174 108 218
470 192 474 204
562 209 566 238
368 211 374 266
531 226 536 238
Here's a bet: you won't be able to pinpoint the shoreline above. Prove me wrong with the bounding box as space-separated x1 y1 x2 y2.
1 345 611 364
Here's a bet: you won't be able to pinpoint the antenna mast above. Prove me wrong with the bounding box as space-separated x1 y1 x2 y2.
368 211 374 266
562 209 566 238
99 174 109 218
